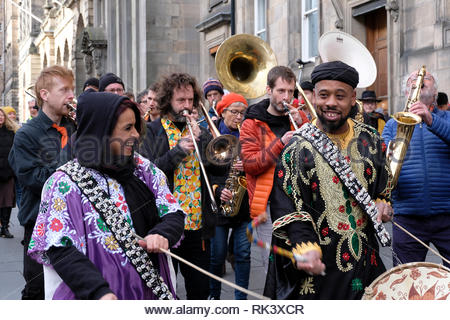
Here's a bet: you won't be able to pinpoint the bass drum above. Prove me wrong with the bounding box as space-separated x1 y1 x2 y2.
362 262 450 300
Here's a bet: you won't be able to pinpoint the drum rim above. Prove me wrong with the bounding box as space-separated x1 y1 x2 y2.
362 261 450 300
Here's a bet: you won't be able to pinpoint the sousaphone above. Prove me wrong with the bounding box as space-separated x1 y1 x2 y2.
319 31 378 122
215 34 278 99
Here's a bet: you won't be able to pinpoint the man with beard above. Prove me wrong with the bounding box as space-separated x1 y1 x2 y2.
240 66 308 274
264 61 394 299
382 70 450 267
140 73 217 299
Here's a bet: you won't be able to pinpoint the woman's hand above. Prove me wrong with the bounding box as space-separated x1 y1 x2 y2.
138 234 169 253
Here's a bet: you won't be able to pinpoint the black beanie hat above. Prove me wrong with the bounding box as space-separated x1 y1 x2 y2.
82 77 99 91
99 73 125 92
311 61 359 89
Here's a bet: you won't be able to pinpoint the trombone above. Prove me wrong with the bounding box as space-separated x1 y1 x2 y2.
282 101 299 130
197 102 239 166
183 109 219 214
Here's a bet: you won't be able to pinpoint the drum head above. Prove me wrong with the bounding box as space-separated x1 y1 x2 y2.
362 262 450 300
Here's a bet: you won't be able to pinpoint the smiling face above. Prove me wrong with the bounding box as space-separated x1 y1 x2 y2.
110 108 140 156
314 80 356 134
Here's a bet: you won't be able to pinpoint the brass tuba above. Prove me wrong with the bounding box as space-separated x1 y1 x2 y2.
215 34 277 99
386 66 425 186
318 31 378 123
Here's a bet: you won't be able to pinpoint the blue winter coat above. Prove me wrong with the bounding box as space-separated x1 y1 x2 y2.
382 108 450 216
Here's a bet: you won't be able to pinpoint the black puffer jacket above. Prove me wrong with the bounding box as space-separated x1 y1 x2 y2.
0 126 14 182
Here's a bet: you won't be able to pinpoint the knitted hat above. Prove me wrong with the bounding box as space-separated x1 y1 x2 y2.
300 81 314 92
202 78 224 98
83 77 100 91
216 93 248 116
99 73 125 92
311 61 359 89
1 106 16 114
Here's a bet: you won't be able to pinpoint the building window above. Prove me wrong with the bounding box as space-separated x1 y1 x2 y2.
254 0 267 41
302 0 319 61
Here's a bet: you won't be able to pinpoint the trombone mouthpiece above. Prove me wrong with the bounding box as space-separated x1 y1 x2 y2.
182 110 190 116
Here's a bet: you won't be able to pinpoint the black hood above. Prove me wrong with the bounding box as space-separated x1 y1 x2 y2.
74 91 128 168
244 98 290 126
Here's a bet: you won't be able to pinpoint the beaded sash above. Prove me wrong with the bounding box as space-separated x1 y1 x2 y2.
59 160 174 300
296 123 391 247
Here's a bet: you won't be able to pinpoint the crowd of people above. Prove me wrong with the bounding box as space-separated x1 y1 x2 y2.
1 56 448 300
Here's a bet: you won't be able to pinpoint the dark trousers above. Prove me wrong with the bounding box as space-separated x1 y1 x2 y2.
21 223 44 299
0 207 12 227
172 229 210 300
393 214 450 268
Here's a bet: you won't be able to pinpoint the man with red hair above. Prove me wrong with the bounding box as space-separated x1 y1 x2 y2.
9 65 76 299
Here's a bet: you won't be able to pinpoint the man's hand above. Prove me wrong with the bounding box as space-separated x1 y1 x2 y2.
285 103 302 127
295 250 326 275
184 113 201 139
138 234 169 253
100 293 118 300
409 101 433 126
281 131 295 145
178 136 195 153
220 188 233 202
257 211 268 224
376 200 394 223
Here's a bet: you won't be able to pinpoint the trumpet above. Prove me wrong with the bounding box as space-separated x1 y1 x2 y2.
65 99 77 123
183 110 219 214
282 101 299 130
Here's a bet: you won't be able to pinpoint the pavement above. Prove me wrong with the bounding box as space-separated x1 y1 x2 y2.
0 207 442 300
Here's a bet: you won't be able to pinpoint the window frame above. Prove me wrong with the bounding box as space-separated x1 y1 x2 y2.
254 0 267 41
301 0 319 62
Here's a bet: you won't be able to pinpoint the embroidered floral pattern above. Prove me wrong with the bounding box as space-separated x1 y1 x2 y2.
104 235 119 251
278 170 284 178
58 181 70 194
351 278 363 292
53 198 66 211
50 218 63 232
299 277 315 295
115 194 128 212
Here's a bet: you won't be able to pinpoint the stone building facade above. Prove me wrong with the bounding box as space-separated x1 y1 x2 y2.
1 0 448 120
197 0 450 113
1 0 19 112
2 0 202 121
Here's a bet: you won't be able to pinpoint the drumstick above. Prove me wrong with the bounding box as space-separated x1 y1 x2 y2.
133 233 270 300
247 219 326 276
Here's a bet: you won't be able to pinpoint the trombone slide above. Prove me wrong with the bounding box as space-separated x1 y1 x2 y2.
183 110 219 214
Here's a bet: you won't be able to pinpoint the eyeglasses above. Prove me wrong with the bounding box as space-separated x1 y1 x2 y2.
106 88 124 94
225 109 245 116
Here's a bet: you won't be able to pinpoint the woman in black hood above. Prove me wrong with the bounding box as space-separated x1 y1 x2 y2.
28 91 185 300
